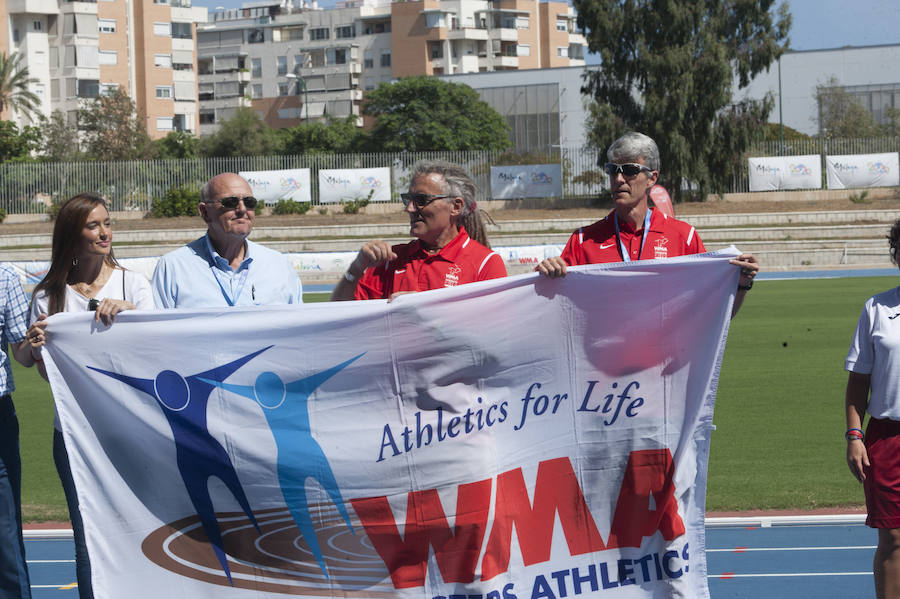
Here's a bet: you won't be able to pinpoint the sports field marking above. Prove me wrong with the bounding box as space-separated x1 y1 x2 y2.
712 572 870 578
708 545 875 552
27 559 75 563
30 584 77 589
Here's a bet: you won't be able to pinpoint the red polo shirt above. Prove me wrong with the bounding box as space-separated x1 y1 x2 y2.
560 209 705 265
355 228 507 300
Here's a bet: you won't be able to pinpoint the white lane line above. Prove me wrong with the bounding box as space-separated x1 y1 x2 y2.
708 545 875 552
712 572 870 578
27 559 75 563
30 584 77 588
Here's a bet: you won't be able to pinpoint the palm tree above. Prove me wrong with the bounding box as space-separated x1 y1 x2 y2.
0 51 40 121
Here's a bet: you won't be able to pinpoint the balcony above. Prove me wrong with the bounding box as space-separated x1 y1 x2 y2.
487 28 517 42
448 27 488 41
6 0 57 14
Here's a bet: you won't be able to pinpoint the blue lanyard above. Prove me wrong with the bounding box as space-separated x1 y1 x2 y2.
613 209 652 263
210 264 250 306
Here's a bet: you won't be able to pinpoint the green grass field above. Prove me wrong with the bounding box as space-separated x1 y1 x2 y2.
8 279 893 521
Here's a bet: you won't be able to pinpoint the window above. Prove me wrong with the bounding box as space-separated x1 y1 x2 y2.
363 50 373 68
278 82 289 96
248 28 264 43
336 25 355 39
156 86 173 99
251 83 262 98
154 22 170 36
334 49 347 65
556 19 567 32
310 27 329 40
294 54 305 69
429 43 443 59
276 55 287 75
251 58 261 77
364 22 389 34
157 117 174 131
77 79 99 98
557 47 568 57
155 53 172 68
516 44 530 56
98 18 116 33
425 13 443 28
199 111 215 125
99 50 117 65
364 78 375 90
516 16 529 29
34 50 46 65
33 20 42 31
380 51 391 67
278 107 301 119
100 83 118 96
171 22 191 39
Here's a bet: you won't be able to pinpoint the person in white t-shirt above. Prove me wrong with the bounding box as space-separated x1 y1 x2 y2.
846 219 900 599
25 193 153 599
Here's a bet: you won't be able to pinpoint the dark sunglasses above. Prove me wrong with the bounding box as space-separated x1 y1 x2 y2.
214 196 258 210
604 162 654 178
400 192 452 209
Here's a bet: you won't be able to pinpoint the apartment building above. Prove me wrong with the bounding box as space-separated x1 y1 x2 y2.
196 0 586 133
1 0 206 138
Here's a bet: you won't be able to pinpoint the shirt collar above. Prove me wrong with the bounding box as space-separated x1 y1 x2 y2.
608 208 661 233
203 234 253 272
409 227 470 261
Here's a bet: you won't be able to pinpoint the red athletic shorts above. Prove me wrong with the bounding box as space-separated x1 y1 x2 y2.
864 417 900 528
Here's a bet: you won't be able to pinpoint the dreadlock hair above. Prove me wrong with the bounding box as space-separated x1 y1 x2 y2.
410 160 495 248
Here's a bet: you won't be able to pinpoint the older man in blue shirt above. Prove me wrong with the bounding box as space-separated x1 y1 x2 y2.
0 264 38 599
152 173 303 308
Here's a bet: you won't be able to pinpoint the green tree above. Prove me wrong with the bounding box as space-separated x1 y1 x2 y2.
761 122 810 142
0 120 40 162
199 107 282 157
278 115 365 154
577 0 790 200
0 52 40 120
362 77 511 152
155 130 201 158
77 89 154 160
815 77 883 138
884 107 900 138
39 110 82 162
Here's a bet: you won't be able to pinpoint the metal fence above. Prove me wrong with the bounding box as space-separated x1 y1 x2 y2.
2 138 897 215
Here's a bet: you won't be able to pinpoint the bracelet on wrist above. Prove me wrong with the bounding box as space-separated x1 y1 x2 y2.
846 427 864 442
343 270 357 283
738 280 753 291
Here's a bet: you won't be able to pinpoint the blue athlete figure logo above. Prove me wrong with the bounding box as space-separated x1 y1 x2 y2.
201 353 364 578
88 346 272 583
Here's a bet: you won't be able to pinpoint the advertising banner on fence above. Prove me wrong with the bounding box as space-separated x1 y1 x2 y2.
318 167 391 204
825 152 900 190
41 253 739 598
238 169 312 204
747 155 822 191
490 164 563 199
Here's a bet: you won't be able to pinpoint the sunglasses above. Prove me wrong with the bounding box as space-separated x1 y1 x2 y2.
400 193 451 209
213 196 258 210
604 163 654 178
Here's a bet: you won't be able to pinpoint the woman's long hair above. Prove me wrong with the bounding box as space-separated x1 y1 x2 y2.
33 193 119 315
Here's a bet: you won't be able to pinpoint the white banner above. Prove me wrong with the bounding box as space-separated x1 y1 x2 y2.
490 164 563 199
825 152 900 189
42 253 739 598
238 169 312 204
748 155 822 191
318 168 391 204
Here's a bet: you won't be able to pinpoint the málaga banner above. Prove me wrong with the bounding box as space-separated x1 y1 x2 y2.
318 167 391 204
490 164 563 199
239 169 313 204
747 155 822 191
825 152 900 190
42 252 740 599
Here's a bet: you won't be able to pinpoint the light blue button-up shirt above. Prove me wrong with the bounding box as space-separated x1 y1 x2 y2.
152 235 303 309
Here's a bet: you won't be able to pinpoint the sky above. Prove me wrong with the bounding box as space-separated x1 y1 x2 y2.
196 0 900 56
